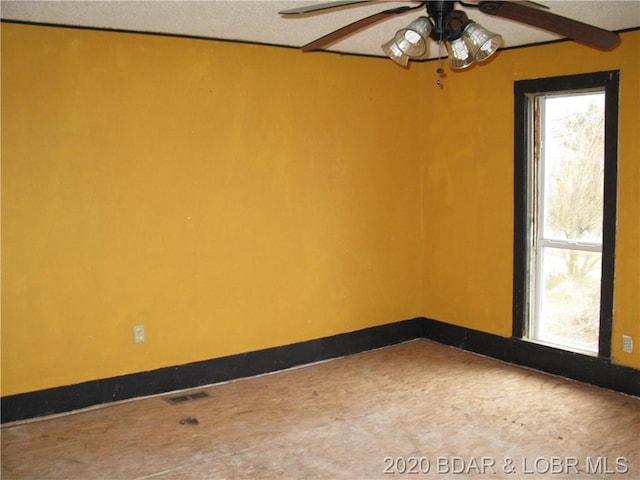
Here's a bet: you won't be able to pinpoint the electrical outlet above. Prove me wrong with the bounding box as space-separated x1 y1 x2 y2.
133 324 145 344
622 335 633 353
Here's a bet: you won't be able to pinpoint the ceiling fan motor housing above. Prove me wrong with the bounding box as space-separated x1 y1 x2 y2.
426 0 457 41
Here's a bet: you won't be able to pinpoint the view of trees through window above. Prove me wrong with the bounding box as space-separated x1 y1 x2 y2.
530 92 605 353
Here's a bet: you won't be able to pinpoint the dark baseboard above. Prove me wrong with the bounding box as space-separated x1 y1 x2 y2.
0 318 424 424
421 318 640 398
2 317 637 424
508 338 640 396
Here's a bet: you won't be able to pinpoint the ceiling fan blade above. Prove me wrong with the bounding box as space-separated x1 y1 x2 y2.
279 1 372 15
477 1 620 49
302 4 424 51
279 1 419 16
461 0 549 10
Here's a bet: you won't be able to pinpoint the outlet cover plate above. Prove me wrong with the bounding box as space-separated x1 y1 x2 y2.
133 324 145 344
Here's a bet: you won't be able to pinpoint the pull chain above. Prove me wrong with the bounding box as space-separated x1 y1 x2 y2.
436 39 446 88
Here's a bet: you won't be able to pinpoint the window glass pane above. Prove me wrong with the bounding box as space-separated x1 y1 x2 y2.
537 247 602 353
541 93 604 243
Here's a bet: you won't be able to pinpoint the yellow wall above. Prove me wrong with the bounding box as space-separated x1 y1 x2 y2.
2 23 638 397
420 30 640 368
1 23 425 395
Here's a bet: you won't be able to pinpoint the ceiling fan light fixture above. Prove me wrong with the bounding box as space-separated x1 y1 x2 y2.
445 35 475 70
284 0 622 72
382 16 432 64
462 21 504 62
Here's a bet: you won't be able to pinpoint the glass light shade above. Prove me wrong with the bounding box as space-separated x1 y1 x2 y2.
381 16 432 65
446 36 475 70
462 21 504 62
381 38 410 66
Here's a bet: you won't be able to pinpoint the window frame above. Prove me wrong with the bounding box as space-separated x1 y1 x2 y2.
513 71 619 359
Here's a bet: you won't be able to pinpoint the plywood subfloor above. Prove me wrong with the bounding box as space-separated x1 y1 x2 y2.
2 339 639 479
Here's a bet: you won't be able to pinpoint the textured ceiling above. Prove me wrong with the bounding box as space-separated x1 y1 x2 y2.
2 1 639 59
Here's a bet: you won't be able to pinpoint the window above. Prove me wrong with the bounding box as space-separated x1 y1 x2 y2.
513 71 619 358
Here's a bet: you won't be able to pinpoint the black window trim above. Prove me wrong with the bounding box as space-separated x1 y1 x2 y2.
513 70 619 359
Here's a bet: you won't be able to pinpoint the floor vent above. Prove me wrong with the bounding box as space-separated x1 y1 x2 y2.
165 391 210 405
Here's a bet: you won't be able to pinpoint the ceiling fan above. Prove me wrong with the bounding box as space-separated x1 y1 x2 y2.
279 1 621 69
